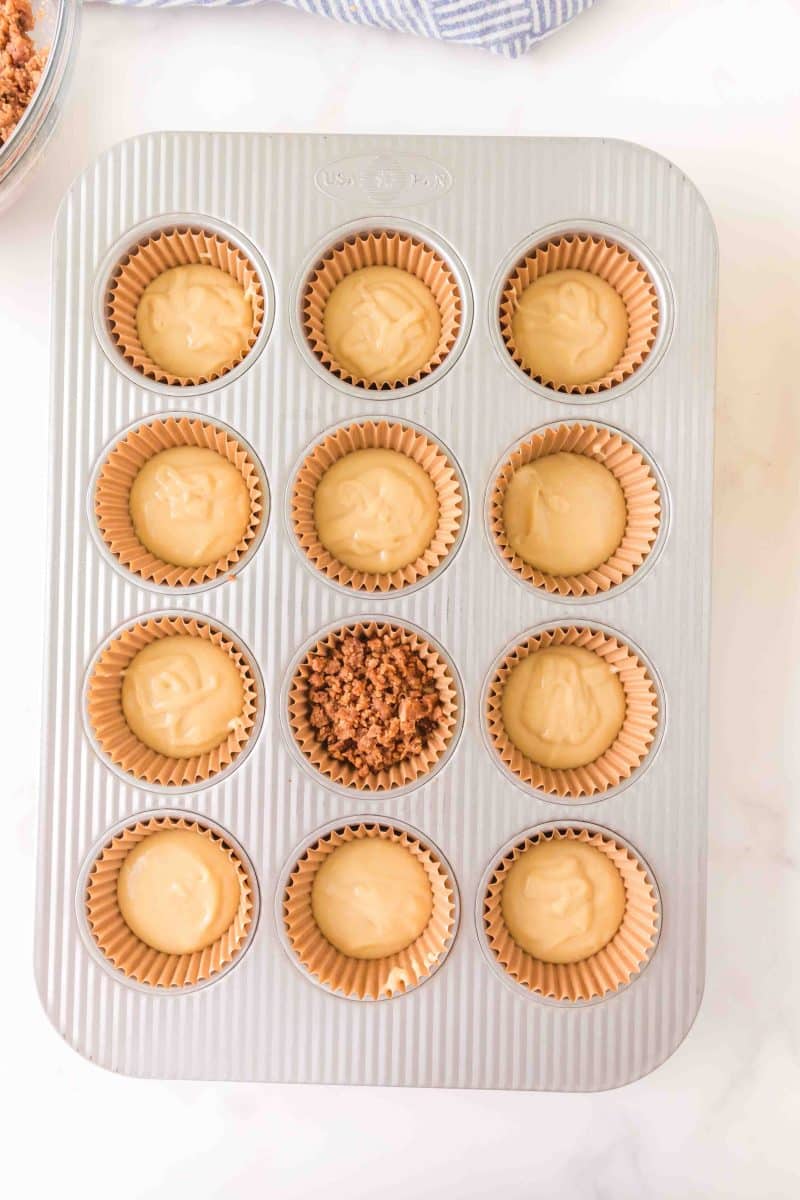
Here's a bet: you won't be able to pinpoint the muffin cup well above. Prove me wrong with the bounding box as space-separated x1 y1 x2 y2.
302 229 462 390
290 418 465 594
485 625 660 800
104 224 265 386
287 619 461 793
499 233 659 395
489 422 662 598
84 814 255 989
85 614 259 789
482 825 660 1003
282 820 456 1000
93 414 266 589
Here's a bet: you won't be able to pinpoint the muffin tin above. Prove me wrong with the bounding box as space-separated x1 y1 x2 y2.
36 132 717 1089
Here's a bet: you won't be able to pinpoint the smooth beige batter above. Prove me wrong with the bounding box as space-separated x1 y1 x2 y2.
323 266 441 384
121 636 244 758
136 264 254 378
503 452 627 576
501 644 626 770
511 269 628 386
129 446 251 568
117 829 241 955
502 838 625 963
313 448 439 573
311 839 433 960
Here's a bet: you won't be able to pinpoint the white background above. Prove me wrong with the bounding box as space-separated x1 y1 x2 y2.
2 0 799 1195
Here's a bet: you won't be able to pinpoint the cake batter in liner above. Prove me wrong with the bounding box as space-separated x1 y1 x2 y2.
489 422 662 597
499 234 659 394
290 418 465 593
287 619 460 792
86 615 258 788
302 229 462 389
486 625 659 799
482 825 659 1002
94 414 265 588
105 225 265 386
85 814 255 989
282 821 456 1000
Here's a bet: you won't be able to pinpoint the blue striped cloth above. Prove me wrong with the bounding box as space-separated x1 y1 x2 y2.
98 1 596 58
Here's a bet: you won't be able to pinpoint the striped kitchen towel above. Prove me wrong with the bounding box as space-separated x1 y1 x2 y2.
98 1 597 58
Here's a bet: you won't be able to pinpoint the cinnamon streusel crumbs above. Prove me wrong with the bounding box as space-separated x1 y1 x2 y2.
307 629 442 776
1 0 47 146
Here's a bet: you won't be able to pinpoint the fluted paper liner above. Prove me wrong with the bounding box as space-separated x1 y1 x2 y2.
483 826 659 1002
490 423 661 597
500 234 659 394
105 226 265 386
486 626 658 798
283 822 455 999
86 616 258 787
95 416 265 588
288 621 459 791
85 815 254 989
291 419 464 593
302 230 462 389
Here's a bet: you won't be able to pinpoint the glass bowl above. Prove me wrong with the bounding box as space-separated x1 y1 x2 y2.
0 0 81 213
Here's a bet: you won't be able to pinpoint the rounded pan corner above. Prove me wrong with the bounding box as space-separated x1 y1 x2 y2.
600 976 707 1094
597 137 719 259
52 131 156 243
32 956 138 1080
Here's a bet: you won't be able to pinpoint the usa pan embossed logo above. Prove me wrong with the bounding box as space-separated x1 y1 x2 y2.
315 154 453 206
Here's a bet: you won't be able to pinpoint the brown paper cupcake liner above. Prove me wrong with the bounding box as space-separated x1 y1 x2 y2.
483 826 659 1002
94 415 265 588
288 620 459 791
291 419 464 593
302 230 462 390
105 226 265 386
85 815 254 989
499 234 659 394
86 615 258 787
486 626 659 799
490 423 662 597
283 822 456 999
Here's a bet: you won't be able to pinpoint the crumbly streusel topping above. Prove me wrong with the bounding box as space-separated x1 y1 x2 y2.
307 629 442 776
1 0 47 146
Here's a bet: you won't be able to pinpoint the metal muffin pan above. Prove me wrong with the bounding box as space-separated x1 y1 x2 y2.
37 132 717 1089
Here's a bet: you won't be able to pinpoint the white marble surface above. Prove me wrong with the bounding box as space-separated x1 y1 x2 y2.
2 0 798 1195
